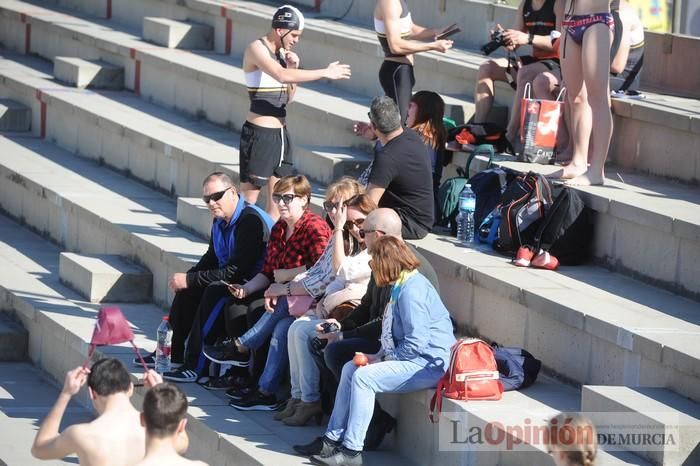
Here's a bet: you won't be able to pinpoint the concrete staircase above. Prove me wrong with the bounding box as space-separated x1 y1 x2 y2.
0 0 697 465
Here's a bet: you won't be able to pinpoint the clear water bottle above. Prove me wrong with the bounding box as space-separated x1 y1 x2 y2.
456 184 476 245
155 316 172 374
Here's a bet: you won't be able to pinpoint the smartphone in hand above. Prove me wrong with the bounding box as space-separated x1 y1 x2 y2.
436 23 462 40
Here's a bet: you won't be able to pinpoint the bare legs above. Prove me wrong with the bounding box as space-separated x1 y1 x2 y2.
473 58 509 123
241 177 280 221
554 25 612 185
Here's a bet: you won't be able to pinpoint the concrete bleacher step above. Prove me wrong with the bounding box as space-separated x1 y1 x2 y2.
143 17 213 50
582 385 700 466
58 252 152 303
295 145 373 185
54 56 124 89
391 381 649 465
1 0 698 183
0 312 28 361
176 197 211 240
0 133 207 307
0 97 31 131
462 157 700 300
0 212 411 466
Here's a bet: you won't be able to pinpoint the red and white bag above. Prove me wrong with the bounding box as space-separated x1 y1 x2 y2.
429 338 503 422
519 83 566 164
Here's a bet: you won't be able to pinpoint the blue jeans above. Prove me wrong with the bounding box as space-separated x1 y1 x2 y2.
288 317 322 402
239 296 294 394
326 359 444 451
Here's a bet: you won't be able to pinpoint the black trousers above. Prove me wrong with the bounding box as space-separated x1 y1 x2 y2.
168 286 206 364
379 60 415 126
182 284 264 373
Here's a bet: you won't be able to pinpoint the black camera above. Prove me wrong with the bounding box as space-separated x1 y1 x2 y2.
481 30 508 55
310 337 328 353
320 322 340 333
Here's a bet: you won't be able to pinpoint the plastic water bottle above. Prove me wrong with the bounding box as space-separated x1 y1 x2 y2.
155 316 172 374
456 184 476 245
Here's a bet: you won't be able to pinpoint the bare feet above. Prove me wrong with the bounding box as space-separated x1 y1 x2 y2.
546 162 587 179
564 171 605 186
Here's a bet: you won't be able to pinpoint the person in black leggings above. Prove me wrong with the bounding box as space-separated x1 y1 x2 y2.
373 0 454 124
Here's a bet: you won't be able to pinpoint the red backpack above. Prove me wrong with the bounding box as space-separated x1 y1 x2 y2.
429 338 503 422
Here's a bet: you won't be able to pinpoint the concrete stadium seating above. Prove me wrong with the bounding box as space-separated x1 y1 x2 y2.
0 0 698 465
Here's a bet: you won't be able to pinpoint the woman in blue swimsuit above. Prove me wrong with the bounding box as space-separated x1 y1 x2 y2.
554 0 614 185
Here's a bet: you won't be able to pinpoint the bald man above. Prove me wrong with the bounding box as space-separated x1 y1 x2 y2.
294 208 441 455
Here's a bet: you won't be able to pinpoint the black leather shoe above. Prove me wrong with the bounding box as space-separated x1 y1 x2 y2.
293 436 337 457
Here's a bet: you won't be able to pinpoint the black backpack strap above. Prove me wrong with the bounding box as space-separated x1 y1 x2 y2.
461 144 495 179
617 53 644 92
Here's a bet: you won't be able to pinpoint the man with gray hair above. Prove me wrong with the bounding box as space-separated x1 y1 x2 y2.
293 208 441 455
365 96 435 240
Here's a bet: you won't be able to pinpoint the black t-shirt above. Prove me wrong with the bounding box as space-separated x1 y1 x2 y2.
368 129 435 237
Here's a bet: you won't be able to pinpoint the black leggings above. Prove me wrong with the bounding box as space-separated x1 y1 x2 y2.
378 60 415 125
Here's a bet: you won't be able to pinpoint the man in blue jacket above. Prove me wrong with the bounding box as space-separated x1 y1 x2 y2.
135 172 273 383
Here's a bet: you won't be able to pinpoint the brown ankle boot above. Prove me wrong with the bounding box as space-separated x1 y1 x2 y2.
282 400 323 426
274 398 301 421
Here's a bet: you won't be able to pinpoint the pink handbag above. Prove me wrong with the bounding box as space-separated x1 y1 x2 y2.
83 306 148 371
287 295 315 317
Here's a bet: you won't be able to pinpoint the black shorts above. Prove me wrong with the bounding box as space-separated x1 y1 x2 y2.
239 121 295 188
520 55 560 71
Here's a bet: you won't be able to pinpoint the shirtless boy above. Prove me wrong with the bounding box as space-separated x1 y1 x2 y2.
31 358 186 465
134 383 207 466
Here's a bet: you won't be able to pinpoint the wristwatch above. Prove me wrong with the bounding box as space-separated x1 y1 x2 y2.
527 32 534 45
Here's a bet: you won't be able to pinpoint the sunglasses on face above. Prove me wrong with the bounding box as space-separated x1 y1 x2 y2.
345 218 365 229
323 200 343 212
203 187 231 204
272 193 298 206
358 228 385 239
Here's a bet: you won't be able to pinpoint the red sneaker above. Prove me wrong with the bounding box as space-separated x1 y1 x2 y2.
514 246 535 267
531 249 559 270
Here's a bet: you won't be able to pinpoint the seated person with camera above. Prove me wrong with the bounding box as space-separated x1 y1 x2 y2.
293 208 440 455
473 0 561 148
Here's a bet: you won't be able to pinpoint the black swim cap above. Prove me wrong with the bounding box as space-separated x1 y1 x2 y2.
271 5 305 31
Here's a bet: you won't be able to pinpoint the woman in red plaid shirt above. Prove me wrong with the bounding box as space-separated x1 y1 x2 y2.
221 175 331 410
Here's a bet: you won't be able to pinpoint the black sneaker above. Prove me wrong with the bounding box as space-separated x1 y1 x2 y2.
225 385 255 400
133 351 183 370
203 339 250 367
229 390 281 411
133 351 155 368
162 367 198 383
201 373 242 391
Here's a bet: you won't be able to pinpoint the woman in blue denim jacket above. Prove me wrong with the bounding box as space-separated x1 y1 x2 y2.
304 235 455 466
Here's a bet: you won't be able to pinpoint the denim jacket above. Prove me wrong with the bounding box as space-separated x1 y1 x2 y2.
385 273 455 369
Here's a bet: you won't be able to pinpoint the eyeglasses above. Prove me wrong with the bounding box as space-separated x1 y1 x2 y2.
358 228 384 239
202 187 231 204
323 200 342 212
344 218 365 229
272 193 299 205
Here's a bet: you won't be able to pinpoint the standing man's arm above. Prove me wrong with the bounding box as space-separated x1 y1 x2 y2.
283 50 300 103
248 41 350 84
31 367 87 460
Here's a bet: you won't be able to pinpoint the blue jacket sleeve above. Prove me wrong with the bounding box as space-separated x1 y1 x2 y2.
390 280 432 361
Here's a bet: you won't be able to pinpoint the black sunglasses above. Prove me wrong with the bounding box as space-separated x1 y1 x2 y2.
323 200 343 212
202 187 231 204
345 218 365 229
358 228 384 239
272 193 298 205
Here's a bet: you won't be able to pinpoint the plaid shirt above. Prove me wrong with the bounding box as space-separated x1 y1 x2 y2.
261 209 331 281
